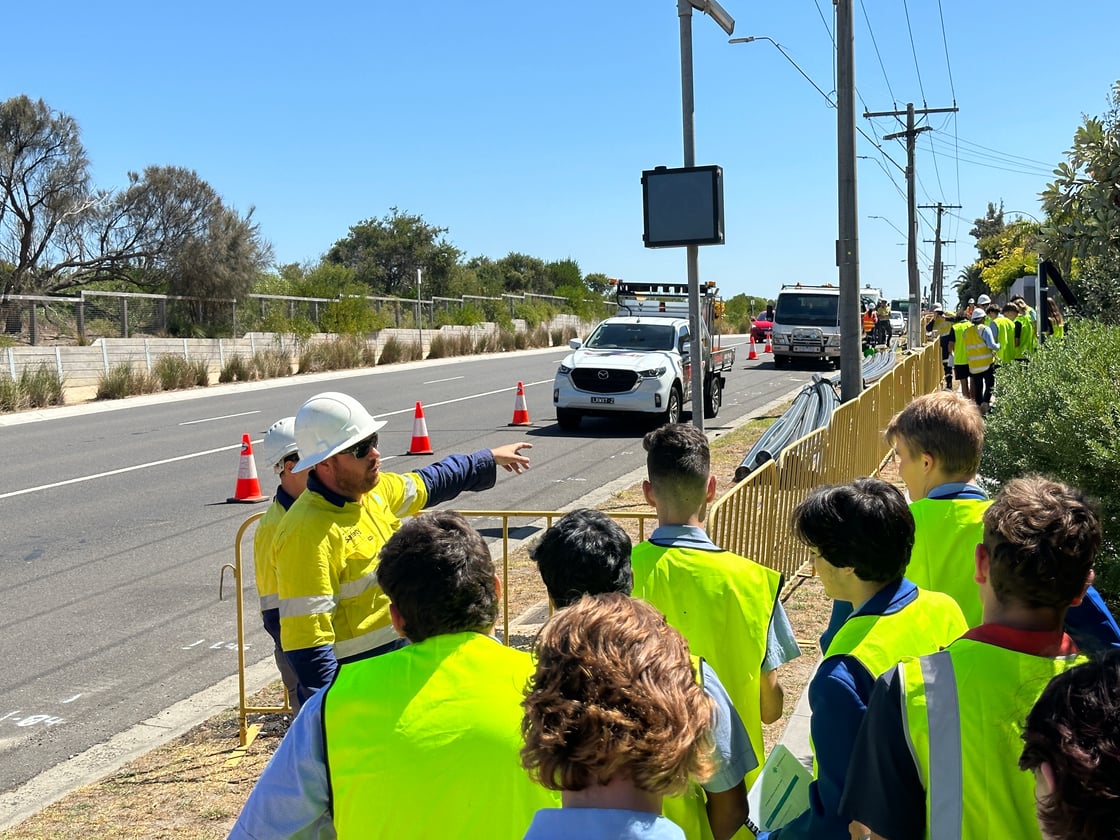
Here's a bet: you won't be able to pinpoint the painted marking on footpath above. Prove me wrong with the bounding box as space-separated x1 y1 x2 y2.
0 711 65 729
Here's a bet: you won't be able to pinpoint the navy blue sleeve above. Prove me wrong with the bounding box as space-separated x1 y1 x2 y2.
770 657 876 840
1065 585 1120 653
840 667 926 840
286 645 338 699
261 607 282 647
416 450 497 507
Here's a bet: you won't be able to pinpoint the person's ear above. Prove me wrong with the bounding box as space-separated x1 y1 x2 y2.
1070 569 1094 607
974 543 990 585
642 479 656 507
921 451 935 475
705 475 717 504
1039 761 1056 797
389 603 407 638
493 573 503 602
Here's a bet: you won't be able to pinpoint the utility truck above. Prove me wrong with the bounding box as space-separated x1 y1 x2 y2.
552 281 735 430
771 283 882 367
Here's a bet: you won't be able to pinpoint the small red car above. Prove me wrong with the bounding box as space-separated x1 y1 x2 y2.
750 311 773 344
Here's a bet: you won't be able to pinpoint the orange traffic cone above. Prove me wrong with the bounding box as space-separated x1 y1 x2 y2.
408 402 434 454
509 381 531 426
228 434 269 503
764 332 773 353
747 337 758 360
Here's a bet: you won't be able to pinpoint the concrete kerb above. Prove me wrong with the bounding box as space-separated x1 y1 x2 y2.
1 373 809 830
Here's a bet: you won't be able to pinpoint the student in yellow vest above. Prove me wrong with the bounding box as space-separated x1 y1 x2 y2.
1043 297 1067 341
923 303 953 388
531 509 753 840
631 423 801 788
946 314 973 400
990 304 1015 366
1013 298 1037 359
230 511 558 839
522 593 718 840
252 416 309 711
1019 651 1120 840
759 479 966 840
964 307 999 413
841 476 1102 840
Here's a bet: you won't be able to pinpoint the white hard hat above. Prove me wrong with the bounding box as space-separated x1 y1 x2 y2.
977 294 992 306
259 416 299 470
292 392 386 472
932 302 944 312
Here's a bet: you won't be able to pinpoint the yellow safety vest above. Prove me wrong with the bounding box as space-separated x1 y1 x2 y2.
1050 321 1065 340
252 498 286 613
275 471 428 657
898 639 1087 839
950 322 970 365
1014 315 1036 359
631 542 780 787
993 316 1016 365
908 498 989 627
932 317 952 338
662 655 717 840
323 632 557 838
963 324 994 373
809 589 967 775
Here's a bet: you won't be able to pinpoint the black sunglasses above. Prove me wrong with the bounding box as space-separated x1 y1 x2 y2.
343 433 379 460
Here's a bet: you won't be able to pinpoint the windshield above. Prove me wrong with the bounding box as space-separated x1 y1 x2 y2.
775 293 839 327
585 322 677 351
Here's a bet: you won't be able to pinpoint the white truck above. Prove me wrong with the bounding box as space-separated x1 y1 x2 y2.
552 281 735 430
771 283 882 367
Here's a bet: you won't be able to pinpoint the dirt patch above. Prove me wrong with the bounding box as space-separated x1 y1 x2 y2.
3 408 840 839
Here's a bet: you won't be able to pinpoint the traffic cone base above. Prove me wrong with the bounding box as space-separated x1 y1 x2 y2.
228 433 269 503
764 332 773 353
747 338 758 360
408 402 434 454
509 381 531 426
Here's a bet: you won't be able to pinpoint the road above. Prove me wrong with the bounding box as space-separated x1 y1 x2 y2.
0 338 815 792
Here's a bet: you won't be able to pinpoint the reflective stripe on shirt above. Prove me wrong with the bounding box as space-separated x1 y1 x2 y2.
333 624 400 659
280 594 338 620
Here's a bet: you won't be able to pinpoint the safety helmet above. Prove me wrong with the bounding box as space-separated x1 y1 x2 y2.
968 297 975 305
292 392 386 473
932 302 944 313
970 308 987 321
977 294 992 306
259 416 299 471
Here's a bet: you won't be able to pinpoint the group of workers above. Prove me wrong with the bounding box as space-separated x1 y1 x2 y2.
861 299 894 347
230 384 1119 840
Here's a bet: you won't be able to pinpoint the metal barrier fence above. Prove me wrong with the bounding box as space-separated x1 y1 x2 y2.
708 342 943 581
221 343 941 744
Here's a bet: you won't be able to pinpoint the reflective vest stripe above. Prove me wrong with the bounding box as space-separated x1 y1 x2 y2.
279 593 337 619
259 593 279 612
339 570 378 600
386 474 422 518
333 624 399 659
919 651 964 839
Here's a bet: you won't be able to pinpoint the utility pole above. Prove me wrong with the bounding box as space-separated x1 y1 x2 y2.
920 201 960 306
836 0 861 402
866 102 957 348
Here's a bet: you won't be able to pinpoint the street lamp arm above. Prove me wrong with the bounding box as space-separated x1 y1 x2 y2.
689 0 735 36
729 36 835 108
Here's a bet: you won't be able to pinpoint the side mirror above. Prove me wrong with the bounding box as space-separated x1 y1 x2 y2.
681 341 691 356
569 338 583 350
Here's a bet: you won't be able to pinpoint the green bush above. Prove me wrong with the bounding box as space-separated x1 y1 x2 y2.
428 331 478 360
298 336 371 373
0 374 24 412
378 336 422 365
96 363 159 400
220 355 253 383
981 320 1120 602
22 364 65 407
252 348 293 379
153 355 209 390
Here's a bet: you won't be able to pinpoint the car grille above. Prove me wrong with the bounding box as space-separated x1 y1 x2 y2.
571 368 638 393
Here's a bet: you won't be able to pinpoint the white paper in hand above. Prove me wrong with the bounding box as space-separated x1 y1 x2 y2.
745 744 814 833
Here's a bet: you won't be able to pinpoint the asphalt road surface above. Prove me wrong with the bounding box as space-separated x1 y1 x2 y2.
0 338 816 793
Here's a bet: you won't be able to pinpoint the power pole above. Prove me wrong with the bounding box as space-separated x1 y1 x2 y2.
865 103 958 348
920 201 960 306
836 0 861 402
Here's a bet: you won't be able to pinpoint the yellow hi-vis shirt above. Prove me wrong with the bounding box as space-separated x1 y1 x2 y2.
898 639 1086 840
252 498 286 614
950 321 971 365
993 315 1016 364
908 498 989 627
963 324 994 373
275 471 427 658
631 541 780 788
323 632 557 838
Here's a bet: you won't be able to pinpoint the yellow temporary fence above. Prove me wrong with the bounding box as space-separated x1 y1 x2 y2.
708 342 943 581
222 343 942 744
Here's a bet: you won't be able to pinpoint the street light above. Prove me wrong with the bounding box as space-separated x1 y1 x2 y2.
677 0 733 431
728 36 835 107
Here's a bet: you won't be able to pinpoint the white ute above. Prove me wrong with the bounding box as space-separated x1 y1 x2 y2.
552 281 734 431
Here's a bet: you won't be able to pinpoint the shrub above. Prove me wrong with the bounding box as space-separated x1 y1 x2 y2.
530 324 550 348
22 364 64 407
428 331 476 360
96 363 159 400
298 336 368 373
378 335 421 365
981 320 1120 602
252 348 292 379
220 355 253 383
0 373 25 412
153 355 208 390
498 328 517 352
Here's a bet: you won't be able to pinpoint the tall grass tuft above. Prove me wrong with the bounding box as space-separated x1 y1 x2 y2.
96 364 159 400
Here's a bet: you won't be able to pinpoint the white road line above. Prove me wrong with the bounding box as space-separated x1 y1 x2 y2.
373 378 554 418
178 410 261 426
422 376 465 385
0 441 251 501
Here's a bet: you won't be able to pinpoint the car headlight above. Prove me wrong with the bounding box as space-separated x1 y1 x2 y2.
557 364 573 375
827 334 841 346
638 366 667 378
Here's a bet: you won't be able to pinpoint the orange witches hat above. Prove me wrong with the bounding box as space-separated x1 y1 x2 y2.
747 337 758 360
228 434 269 503
764 332 773 353
509 381 531 426
408 402 434 455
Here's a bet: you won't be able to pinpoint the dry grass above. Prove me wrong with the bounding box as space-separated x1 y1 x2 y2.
4 409 847 840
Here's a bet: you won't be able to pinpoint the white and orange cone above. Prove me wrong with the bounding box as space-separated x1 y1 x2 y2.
228 434 269 503
408 402 434 455
509 381 531 426
764 332 773 353
747 337 758 360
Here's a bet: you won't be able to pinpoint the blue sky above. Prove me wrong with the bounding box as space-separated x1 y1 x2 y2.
7 1 1117 303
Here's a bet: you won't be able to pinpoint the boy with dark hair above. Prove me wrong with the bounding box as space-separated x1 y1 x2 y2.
531 509 754 840
841 477 1101 840
631 424 800 787
231 511 557 839
760 479 967 840
1019 650 1120 840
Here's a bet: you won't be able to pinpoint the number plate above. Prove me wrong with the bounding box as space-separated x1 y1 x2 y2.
590 396 615 404
792 344 819 353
